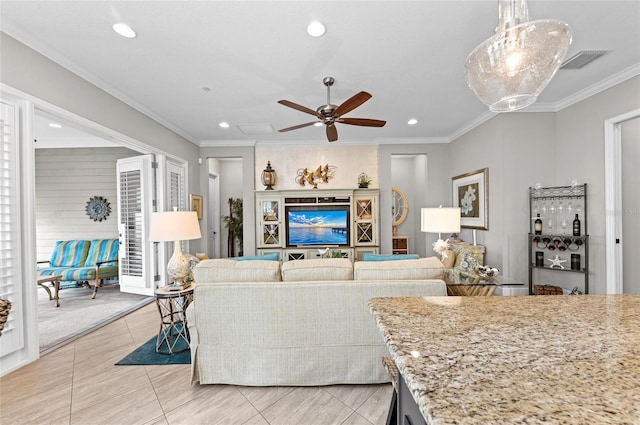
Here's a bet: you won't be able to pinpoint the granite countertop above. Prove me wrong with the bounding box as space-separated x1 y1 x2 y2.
369 295 640 424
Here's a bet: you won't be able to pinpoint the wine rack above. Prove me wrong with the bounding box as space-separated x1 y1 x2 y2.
528 184 589 294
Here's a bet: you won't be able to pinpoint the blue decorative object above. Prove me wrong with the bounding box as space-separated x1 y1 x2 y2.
232 253 279 261
362 253 419 261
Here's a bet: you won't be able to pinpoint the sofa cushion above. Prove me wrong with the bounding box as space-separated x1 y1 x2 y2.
354 257 444 280
193 259 281 282
281 258 353 282
362 253 419 261
85 239 119 266
48 240 91 267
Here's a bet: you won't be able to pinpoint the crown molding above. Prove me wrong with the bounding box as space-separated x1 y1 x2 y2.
199 139 257 148
556 63 640 111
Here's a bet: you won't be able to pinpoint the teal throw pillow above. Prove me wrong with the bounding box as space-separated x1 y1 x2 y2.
362 253 419 261
232 253 279 261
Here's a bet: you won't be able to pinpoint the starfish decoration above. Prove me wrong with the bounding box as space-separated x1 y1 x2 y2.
548 255 567 269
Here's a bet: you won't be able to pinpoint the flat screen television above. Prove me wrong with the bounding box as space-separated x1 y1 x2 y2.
286 205 350 247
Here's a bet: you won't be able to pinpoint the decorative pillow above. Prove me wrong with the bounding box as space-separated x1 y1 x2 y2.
451 244 484 279
281 258 353 282
362 253 419 261
354 257 444 280
232 253 279 261
439 249 456 269
193 258 281 282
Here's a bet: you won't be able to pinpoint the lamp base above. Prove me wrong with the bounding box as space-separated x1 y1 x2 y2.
166 241 192 289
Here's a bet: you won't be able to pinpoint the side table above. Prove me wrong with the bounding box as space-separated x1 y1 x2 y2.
38 275 62 307
444 274 523 296
155 285 194 354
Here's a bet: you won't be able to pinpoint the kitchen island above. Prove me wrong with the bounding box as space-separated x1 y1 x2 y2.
369 295 639 425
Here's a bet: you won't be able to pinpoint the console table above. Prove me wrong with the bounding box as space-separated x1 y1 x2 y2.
370 295 640 424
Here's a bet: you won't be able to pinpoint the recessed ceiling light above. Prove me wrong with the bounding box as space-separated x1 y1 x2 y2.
112 23 136 39
48 123 63 129
408 118 418 125
307 21 326 37
219 122 230 129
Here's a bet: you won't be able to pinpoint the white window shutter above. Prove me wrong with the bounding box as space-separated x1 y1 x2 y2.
0 101 24 356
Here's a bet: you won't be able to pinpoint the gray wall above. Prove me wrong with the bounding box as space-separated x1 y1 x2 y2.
1 33 205 252
450 75 640 293
199 145 256 257
379 144 450 257
35 147 139 260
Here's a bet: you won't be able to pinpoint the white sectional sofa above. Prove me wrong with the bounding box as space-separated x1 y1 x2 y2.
187 257 447 386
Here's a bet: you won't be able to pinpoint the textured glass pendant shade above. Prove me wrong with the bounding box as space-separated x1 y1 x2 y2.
465 0 572 112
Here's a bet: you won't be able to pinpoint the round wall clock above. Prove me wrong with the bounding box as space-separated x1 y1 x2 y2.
392 186 408 227
85 196 111 222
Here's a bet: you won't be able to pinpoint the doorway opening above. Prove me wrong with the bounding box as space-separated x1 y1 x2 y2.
604 109 640 294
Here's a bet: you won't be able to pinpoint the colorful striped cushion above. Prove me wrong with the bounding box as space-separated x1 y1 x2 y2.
39 266 118 281
85 239 119 267
49 240 91 267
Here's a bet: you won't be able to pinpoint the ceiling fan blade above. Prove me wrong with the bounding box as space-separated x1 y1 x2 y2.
278 121 320 132
339 118 386 127
326 124 338 142
334 91 372 117
277 100 320 117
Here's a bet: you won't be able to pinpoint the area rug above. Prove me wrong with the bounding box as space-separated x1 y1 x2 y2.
38 284 153 353
115 335 191 365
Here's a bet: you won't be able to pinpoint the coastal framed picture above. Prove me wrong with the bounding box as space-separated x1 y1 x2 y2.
452 168 488 230
191 194 203 220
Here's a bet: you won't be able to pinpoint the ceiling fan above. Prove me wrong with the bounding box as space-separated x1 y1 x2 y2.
277 77 386 142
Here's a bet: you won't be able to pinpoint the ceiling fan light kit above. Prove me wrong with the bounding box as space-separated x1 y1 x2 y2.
278 76 386 142
465 0 572 112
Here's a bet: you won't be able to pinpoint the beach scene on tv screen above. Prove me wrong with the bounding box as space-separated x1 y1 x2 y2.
288 210 348 245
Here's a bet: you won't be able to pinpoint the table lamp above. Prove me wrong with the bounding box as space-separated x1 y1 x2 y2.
421 206 461 258
149 211 202 288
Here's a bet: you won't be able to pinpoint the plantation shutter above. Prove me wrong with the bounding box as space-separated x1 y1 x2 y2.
168 162 185 211
154 157 188 287
116 155 155 296
0 101 24 356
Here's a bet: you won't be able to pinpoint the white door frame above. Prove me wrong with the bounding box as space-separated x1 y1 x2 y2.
208 172 221 258
604 108 640 294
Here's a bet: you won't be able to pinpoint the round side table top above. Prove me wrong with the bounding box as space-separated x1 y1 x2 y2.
155 284 195 297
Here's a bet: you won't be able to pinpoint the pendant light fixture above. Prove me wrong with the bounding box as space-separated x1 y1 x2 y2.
465 0 572 112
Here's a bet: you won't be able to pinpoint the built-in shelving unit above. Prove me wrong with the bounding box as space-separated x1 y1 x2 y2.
256 189 379 261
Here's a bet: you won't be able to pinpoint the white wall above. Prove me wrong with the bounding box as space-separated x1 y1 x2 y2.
35 147 138 260
621 116 640 294
254 144 378 191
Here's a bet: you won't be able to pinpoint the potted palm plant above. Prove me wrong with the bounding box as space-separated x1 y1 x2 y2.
222 198 243 257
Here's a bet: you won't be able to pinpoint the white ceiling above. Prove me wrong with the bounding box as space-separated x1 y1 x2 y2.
2 1 639 146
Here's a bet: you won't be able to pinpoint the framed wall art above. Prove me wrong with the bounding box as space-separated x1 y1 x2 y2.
190 194 203 220
452 168 488 230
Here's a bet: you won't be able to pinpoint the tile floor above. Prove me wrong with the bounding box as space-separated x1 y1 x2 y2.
0 303 393 425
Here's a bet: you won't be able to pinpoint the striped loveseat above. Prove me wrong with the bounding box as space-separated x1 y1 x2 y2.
38 239 119 299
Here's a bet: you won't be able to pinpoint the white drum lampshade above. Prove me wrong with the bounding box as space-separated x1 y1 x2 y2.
149 211 202 287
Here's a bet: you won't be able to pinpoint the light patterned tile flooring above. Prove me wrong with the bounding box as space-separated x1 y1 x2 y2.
0 303 393 425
